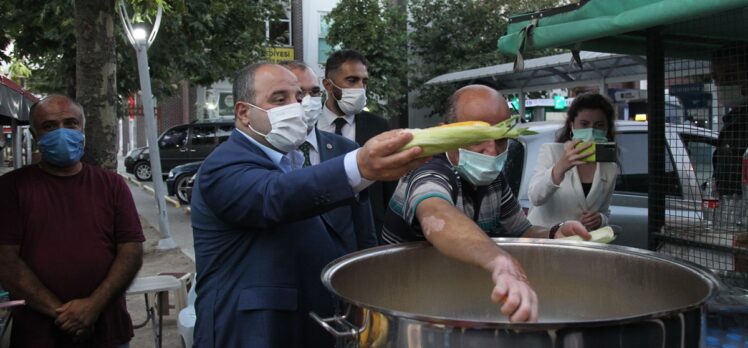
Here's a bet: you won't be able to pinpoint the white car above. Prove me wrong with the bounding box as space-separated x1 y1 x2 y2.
503 120 718 249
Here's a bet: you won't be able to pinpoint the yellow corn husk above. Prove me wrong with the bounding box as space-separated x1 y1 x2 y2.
400 115 537 158
436 121 491 128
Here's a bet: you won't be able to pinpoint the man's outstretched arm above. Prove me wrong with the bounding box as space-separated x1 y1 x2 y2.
415 198 538 323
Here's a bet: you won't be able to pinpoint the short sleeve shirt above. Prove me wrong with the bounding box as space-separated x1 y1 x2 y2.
0 164 145 347
382 155 531 244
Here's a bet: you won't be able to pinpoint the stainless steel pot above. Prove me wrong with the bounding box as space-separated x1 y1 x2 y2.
311 239 721 347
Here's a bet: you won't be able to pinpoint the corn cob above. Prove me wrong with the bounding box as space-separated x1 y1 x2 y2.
400 115 537 158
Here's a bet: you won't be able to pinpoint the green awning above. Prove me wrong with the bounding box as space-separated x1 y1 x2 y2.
498 0 748 60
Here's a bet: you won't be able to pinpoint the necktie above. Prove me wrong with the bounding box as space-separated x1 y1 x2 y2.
333 117 347 136
298 141 312 167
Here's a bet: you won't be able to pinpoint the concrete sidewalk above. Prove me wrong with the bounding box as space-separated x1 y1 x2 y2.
123 176 196 261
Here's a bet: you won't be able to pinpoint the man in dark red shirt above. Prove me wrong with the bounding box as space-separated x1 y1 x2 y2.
0 95 145 347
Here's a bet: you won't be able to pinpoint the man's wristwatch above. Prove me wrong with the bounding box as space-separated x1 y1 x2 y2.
549 221 565 239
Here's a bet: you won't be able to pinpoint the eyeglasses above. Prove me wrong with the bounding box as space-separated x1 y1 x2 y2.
301 88 323 98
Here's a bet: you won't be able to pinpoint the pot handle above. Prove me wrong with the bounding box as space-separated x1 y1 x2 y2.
309 308 370 338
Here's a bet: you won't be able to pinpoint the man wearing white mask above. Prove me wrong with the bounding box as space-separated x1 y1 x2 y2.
712 42 748 197
191 62 428 347
383 85 591 323
320 49 394 241
281 60 376 252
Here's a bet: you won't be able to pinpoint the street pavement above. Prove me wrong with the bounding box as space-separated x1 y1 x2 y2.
117 157 196 260
125 178 196 260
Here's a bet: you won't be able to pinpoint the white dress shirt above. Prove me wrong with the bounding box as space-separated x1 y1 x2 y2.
318 106 356 142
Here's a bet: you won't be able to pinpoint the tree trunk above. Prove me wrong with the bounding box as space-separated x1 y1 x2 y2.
75 0 117 170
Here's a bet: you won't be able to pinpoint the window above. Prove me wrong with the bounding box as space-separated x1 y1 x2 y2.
318 14 334 64
159 126 188 149
681 134 718 189
217 125 234 143
615 132 681 196
218 92 234 118
191 126 217 146
266 2 292 46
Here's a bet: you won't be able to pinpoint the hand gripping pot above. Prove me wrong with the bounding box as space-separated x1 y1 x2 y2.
311 239 720 347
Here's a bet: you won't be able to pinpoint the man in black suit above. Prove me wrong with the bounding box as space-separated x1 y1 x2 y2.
281 60 376 252
319 49 394 240
712 42 748 197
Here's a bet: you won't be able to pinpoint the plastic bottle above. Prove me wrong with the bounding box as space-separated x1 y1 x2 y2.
704 178 720 231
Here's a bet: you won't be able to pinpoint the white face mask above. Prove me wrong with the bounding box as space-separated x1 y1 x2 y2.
241 102 307 153
717 84 747 109
329 80 367 115
301 95 323 129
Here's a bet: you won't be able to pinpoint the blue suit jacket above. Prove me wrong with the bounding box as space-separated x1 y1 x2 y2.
316 128 376 252
191 130 361 347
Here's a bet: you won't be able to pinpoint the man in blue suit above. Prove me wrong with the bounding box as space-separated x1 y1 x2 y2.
282 60 376 253
191 62 426 347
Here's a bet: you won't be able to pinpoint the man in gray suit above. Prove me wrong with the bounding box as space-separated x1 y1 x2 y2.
282 60 376 252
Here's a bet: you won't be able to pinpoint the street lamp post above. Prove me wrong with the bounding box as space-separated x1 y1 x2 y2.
118 1 176 250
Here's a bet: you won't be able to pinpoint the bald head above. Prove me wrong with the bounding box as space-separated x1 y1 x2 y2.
29 95 84 138
280 61 321 98
445 85 509 125
444 85 511 162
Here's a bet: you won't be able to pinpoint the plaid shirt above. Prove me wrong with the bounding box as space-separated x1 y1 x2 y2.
382 155 532 244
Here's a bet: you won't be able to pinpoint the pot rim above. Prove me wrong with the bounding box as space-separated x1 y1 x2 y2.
321 238 722 330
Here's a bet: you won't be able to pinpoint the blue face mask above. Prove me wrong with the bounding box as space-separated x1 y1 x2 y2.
38 128 85 167
454 148 508 187
572 127 608 143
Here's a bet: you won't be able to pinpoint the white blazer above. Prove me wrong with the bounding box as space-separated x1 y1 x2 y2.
527 142 619 228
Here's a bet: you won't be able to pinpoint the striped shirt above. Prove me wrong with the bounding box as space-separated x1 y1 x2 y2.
382 155 532 244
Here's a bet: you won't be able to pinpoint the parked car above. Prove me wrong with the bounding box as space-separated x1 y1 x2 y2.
166 161 202 204
125 120 234 181
503 120 718 249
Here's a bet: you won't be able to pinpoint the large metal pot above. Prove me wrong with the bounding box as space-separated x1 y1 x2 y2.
311 239 720 347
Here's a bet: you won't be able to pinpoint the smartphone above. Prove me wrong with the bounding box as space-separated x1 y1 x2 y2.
576 142 617 162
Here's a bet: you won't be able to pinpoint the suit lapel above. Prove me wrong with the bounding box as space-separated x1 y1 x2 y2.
315 130 356 252
316 128 336 162
355 113 367 145
230 129 276 168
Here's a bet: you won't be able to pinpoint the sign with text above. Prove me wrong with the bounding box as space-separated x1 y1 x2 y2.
266 47 295 63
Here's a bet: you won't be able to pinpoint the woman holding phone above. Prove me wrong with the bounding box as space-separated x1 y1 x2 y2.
527 93 618 231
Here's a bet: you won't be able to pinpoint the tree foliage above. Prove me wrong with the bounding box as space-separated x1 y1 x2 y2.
3 0 280 99
3 0 280 168
409 0 565 118
326 0 408 124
